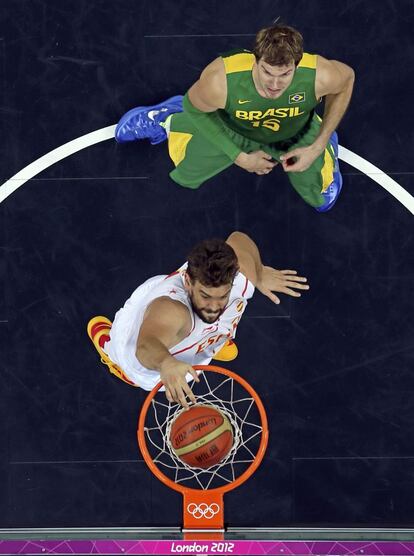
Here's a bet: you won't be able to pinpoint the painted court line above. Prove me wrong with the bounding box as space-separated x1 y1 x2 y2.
0 125 116 203
1 125 413 215
339 145 414 214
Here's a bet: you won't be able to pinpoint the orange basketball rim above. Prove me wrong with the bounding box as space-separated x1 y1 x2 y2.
137 365 269 532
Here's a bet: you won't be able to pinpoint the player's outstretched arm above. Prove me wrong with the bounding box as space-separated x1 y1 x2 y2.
226 231 310 304
281 56 355 173
136 297 199 407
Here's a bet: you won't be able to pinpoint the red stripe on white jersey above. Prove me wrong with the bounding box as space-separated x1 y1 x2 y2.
241 276 248 297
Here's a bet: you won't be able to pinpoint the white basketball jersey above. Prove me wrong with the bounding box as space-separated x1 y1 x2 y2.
104 263 255 390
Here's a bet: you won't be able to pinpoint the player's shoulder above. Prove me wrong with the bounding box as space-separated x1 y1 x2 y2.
140 296 192 344
198 48 254 97
189 57 227 110
315 55 355 95
199 56 226 90
297 52 318 70
141 295 192 338
145 296 190 323
220 48 255 75
315 54 337 75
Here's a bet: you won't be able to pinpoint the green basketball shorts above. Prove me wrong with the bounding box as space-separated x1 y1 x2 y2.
167 112 336 208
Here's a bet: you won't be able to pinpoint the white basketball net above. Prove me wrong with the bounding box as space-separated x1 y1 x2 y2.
142 370 264 490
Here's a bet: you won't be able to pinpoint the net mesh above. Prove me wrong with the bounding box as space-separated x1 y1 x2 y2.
141 370 264 490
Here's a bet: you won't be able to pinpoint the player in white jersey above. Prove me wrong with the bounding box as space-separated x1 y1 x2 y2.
88 231 309 407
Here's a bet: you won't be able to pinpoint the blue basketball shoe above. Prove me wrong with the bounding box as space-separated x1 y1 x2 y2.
115 95 183 145
315 131 343 212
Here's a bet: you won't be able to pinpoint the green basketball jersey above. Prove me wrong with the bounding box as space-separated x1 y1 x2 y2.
219 49 319 144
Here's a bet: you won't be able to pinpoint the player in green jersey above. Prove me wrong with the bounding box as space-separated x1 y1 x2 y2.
116 24 354 212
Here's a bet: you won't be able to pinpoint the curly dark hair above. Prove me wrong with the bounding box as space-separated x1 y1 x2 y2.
187 239 239 287
253 24 304 67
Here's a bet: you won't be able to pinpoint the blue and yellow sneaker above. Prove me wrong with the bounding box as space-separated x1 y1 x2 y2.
315 131 343 213
115 95 183 145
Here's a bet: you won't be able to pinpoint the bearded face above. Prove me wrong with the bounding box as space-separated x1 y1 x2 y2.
185 276 232 324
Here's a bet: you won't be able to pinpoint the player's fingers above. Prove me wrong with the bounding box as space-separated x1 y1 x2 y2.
280 149 299 161
283 162 301 173
281 154 301 171
165 387 174 403
259 151 273 160
269 294 281 304
284 280 310 290
277 272 307 281
264 289 280 304
286 276 308 283
172 387 181 403
190 368 200 382
257 165 273 173
279 273 309 284
281 287 302 297
183 382 197 405
177 388 190 410
170 382 184 404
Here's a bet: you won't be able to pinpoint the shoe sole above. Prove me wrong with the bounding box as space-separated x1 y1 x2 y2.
87 316 112 340
213 341 239 362
87 316 138 387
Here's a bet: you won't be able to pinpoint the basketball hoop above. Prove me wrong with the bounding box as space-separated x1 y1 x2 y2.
137 365 268 531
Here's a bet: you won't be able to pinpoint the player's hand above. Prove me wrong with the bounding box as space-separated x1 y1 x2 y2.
159 359 200 409
235 151 277 175
256 267 310 304
280 144 324 172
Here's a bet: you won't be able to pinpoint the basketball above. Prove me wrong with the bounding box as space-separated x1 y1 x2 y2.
170 404 233 469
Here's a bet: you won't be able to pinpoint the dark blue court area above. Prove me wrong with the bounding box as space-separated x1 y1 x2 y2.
1 0 413 529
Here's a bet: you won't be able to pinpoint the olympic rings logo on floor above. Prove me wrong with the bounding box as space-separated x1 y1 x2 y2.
186 503 220 519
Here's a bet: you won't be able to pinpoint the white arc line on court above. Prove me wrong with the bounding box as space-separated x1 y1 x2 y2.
0 125 413 215
0 125 116 203
339 146 414 214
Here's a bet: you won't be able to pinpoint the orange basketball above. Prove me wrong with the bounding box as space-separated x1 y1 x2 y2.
170 404 233 469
